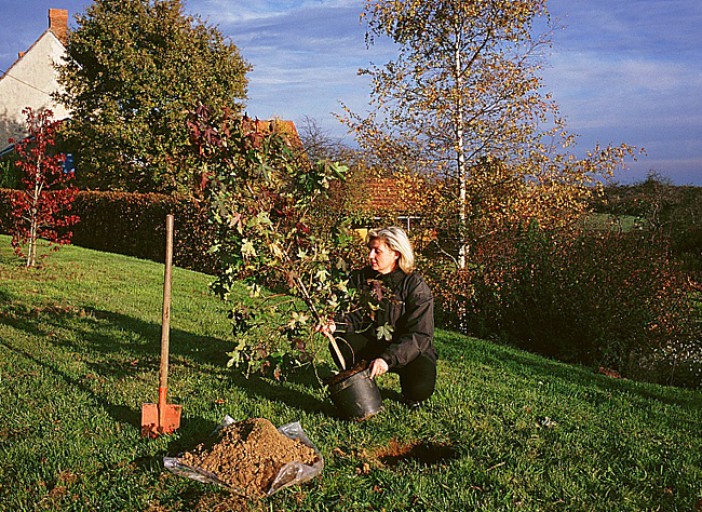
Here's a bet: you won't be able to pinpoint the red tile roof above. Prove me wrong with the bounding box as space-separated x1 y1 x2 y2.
241 117 303 151
364 177 406 212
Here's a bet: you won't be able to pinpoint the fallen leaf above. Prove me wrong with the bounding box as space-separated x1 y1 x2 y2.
355 462 371 475
596 367 621 379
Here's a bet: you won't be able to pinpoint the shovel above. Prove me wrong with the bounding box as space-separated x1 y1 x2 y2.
141 214 182 437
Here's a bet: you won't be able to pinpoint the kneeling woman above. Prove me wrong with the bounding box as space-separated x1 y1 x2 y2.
323 227 437 407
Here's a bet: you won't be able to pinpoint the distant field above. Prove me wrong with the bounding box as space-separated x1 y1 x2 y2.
580 213 647 232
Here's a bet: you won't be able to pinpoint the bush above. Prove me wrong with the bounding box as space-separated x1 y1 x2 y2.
597 177 702 276
426 226 702 388
0 189 217 273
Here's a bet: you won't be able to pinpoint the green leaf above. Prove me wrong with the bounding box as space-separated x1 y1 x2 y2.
269 242 284 260
376 323 394 341
241 239 257 258
315 268 329 283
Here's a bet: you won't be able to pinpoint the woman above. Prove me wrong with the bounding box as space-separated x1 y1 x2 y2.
323 226 437 408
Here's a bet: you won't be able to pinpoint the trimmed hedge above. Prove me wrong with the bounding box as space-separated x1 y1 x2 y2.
0 189 217 274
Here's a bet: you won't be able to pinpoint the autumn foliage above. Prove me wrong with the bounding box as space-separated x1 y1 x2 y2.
8 108 79 268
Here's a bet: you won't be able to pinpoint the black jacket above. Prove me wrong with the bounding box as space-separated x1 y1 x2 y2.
337 266 437 369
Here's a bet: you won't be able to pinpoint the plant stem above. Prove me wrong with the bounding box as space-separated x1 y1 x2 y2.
292 273 346 370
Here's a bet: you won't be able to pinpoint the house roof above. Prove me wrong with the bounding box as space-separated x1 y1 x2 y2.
241 117 303 151
0 9 70 152
364 177 407 212
1 8 68 80
356 176 435 217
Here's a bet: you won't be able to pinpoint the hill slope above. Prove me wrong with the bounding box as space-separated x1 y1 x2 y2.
0 237 700 511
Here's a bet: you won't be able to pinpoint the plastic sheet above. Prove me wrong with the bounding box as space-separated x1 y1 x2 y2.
163 416 324 496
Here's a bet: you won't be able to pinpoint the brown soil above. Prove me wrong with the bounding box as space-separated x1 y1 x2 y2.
334 438 458 474
177 418 319 498
373 439 458 467
323 360 368 387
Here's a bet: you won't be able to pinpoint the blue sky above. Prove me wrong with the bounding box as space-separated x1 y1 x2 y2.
1 0 700 184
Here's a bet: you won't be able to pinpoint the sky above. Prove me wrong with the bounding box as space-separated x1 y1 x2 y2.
1 0 701 185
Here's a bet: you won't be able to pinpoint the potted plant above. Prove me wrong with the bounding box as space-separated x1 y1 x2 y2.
188 106 383 420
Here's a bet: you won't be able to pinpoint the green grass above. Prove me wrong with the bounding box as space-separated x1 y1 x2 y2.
1 236 701 511
580 213 647 232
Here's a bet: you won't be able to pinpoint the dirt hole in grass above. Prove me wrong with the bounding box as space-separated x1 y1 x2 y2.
373 439 458 467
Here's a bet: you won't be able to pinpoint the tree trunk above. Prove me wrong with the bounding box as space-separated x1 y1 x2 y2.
454 22 469 333
26 154 42 268
454 22 468 270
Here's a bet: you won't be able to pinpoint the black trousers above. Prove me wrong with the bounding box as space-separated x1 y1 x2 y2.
329 332 436 402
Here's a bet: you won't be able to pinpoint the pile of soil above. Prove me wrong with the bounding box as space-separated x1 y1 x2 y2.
178 418 319 498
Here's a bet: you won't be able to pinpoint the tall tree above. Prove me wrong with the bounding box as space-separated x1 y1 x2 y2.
57 0 251 194
343 0 635 268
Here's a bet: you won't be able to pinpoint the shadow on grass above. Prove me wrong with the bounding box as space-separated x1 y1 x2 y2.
225 369 337 419
0 304 231 374
0 337 143 428
0 303 335 420
0 288 13 305
0 337 230 459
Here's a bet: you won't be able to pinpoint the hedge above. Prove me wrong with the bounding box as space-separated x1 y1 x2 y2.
0 189 217 274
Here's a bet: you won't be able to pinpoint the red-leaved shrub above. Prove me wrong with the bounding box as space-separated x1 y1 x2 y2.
426 226 701 388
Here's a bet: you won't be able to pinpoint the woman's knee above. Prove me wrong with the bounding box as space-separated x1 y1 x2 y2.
399 355 437 402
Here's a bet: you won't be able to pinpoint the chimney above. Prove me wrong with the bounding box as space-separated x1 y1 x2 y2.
48 8 69 46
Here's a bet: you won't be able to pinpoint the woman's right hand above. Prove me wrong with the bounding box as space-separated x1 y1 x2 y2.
315 318 336 336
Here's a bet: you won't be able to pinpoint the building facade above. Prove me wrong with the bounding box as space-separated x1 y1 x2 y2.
0 9 70 151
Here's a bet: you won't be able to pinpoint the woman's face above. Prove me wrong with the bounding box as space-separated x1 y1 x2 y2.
368 238 399 274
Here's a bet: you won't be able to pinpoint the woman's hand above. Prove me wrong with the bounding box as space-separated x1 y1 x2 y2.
315 318 336 336
368 358 389 379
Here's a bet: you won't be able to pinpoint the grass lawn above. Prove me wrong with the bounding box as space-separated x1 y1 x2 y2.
580 213 647 232
0 236 701 511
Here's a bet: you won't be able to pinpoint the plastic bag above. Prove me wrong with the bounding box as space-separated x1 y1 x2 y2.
163 416 324 497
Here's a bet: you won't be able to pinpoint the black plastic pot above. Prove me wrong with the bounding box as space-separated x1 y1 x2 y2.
328 368 383 421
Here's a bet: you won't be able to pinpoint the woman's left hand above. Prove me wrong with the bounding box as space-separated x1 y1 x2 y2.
368 358 389 379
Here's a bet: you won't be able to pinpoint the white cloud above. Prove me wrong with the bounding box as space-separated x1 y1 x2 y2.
189 0 363 25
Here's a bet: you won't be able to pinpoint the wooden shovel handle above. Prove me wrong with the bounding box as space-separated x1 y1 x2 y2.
159 214 174 397
325 331 347 371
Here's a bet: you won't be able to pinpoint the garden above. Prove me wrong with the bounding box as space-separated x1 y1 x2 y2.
2 0 702 510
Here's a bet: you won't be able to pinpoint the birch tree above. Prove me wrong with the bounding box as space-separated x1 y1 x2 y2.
343 0 635 268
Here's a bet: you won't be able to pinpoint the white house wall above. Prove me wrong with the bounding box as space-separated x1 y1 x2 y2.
0 31 69 150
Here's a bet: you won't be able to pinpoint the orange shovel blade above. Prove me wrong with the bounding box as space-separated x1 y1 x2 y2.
141 402 182 438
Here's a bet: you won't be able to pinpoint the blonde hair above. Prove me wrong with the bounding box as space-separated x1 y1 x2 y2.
367 226 415 273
